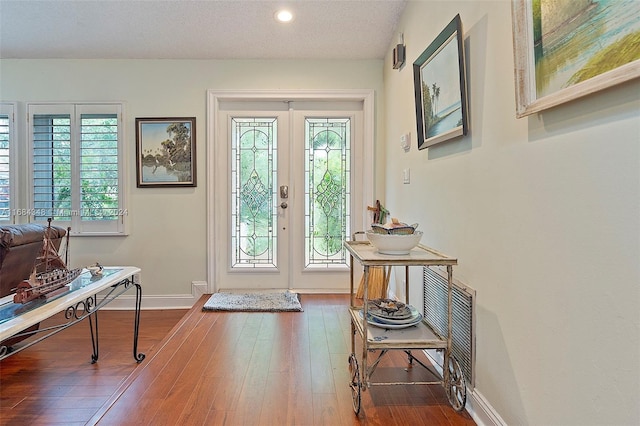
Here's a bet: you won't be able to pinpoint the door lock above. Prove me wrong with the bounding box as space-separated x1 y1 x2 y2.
280 185 289 199
280 202 288 209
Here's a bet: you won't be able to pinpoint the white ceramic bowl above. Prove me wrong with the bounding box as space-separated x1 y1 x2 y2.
366 230 423 255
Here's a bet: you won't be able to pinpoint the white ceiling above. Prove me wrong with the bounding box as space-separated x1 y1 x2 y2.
0 0 407 60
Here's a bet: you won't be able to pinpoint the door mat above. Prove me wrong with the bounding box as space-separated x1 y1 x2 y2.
202 291 303 312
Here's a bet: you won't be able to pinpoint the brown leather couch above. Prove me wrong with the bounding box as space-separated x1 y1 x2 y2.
0 223 66 346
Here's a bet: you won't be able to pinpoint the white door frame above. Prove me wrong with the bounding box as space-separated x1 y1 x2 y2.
206 90 374 294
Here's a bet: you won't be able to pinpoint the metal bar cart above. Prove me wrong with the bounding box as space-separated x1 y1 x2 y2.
344 238 466 414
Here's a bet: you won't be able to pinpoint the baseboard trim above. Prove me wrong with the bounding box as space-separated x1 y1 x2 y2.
423 349 506 426
469 388 509 426
104 284 351 310
100 281 208 310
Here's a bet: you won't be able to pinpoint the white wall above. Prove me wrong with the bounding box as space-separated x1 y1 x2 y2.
0 59 385 305
383 1 639 425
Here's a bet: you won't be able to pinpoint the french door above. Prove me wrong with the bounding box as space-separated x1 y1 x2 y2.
208 91 373 292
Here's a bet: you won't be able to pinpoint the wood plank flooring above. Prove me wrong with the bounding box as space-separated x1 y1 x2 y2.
0 294 476 426
0 308 187 425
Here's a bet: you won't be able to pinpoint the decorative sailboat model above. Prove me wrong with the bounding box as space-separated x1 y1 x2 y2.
13 219 82 304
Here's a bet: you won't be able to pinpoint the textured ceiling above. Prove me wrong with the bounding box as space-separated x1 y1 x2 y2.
0 0 407 60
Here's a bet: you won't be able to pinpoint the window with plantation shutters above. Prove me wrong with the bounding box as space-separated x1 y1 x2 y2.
0 104 14 223
28 103 127 235
32 113 73 221
80 114 119 221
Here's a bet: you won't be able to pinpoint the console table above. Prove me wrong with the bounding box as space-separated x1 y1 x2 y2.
0 266 144 363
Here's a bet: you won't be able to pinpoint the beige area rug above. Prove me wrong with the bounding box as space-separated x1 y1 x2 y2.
202 290 303 312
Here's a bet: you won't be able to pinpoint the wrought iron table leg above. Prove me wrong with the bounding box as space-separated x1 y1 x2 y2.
132 281 145 363
88 305 99 363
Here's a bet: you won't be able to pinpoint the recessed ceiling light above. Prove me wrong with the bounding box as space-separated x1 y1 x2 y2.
275 9 294 23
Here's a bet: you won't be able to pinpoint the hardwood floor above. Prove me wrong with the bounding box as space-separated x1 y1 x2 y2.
0 294 476 426
0 308 187 425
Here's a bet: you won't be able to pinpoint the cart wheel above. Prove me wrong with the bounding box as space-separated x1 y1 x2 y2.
446 355 467 411
348 353 362 414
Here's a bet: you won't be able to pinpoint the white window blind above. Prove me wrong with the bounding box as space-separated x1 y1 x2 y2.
28 103 126 235
0 103 14 223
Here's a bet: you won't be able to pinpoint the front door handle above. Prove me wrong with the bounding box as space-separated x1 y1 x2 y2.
280 185 289 199
280 202 288 209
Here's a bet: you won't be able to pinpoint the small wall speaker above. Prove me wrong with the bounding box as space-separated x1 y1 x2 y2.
393 44 405 69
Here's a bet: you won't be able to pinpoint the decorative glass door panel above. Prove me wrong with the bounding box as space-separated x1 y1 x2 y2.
304 118 351 269
230 118 278 269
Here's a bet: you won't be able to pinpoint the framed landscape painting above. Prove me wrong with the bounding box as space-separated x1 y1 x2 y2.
136 117 196 187
413 14 468 149
512 0 640 117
